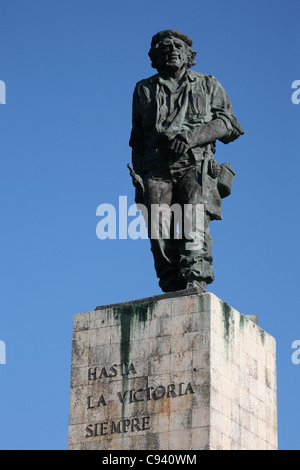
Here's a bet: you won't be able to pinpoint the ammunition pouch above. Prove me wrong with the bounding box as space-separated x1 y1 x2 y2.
217 162 236 198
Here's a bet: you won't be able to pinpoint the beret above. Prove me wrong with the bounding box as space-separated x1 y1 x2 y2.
151 30 193 47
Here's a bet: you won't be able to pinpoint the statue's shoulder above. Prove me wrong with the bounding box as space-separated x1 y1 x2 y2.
135 74 159 89
188 70 218 84
133 74 159 102
188 71 224 95
189 70 207 79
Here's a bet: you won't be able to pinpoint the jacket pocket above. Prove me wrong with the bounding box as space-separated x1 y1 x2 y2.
187 91 207 118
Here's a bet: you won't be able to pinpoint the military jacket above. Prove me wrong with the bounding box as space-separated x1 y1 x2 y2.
129 69 244 219
129 69 244 178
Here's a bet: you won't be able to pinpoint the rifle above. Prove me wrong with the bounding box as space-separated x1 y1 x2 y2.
127 164 145 197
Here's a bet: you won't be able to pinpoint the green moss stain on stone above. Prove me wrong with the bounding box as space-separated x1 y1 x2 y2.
198 294 205 313
259 328 266 346
112 300 156 435
112 305 131 432
239 313 246 332
197 295 210 328
198 293 210 314
113 301 155 365
221 301 234 357
222 302 231 342
132 301 155 324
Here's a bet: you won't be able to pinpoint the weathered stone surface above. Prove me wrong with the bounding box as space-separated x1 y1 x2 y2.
68 292 277 450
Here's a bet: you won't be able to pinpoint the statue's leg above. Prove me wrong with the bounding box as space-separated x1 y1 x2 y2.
177 168 214 290
144 176 185 292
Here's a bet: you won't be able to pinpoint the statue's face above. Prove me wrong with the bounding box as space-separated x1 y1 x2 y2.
155 36 188 72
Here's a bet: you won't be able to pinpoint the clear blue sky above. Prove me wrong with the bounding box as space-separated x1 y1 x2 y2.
0 0 299 450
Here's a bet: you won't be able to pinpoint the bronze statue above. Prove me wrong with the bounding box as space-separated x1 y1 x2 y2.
129 30 244 294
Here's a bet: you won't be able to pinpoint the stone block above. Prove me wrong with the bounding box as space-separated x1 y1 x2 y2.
69 292 277 450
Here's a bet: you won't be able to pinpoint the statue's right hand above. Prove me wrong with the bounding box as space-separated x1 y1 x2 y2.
169 138 190 156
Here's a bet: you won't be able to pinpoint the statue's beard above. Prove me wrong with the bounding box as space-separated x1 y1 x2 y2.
157 59 186 75
165 62 180 71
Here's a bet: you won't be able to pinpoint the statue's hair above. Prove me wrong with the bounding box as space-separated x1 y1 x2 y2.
148 29 197 70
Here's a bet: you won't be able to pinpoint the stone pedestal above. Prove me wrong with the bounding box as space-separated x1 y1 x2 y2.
68 292 278 450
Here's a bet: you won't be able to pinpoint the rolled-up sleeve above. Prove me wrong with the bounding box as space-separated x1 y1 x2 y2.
209 76 244 144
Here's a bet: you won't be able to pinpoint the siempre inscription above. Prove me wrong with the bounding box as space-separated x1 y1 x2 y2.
85 416 151 438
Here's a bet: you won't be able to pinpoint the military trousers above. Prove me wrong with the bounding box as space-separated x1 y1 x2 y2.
142 165 215 292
